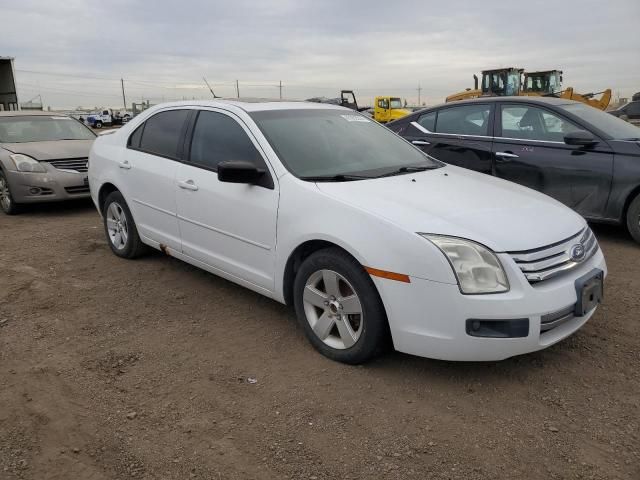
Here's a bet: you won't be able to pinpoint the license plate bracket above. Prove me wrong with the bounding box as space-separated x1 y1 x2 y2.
574 269 603 317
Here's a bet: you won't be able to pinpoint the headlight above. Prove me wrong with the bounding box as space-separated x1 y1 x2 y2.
9 154 46 173
421 234 509 294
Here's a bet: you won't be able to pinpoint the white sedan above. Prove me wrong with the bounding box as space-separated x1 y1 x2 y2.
88 100 606 364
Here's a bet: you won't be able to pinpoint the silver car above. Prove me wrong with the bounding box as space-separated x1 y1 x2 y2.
0 111 96 214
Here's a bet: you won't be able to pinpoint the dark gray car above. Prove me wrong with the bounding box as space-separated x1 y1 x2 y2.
0 111 96 214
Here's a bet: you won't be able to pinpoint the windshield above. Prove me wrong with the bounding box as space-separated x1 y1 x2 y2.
390 98 403 109
250 109 441 179
560 103 640 140
0 116 96 143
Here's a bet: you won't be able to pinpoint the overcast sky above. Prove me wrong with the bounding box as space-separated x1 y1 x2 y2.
2 0 639 109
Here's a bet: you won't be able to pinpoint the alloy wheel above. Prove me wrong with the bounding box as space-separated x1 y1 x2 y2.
302 269 364 349
106 202 129 250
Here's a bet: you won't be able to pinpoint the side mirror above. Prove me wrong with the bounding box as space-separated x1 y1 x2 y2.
564 130 598 146
217 160 264 184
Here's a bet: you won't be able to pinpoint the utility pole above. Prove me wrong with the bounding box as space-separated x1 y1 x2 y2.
121 78 127 111
417 83 422 106
279 80 282 99
236 79 240 98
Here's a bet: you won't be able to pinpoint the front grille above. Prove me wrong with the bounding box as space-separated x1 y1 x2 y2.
540 305 575 332
48 158 88 173
507 227 598 283
65 185 90 194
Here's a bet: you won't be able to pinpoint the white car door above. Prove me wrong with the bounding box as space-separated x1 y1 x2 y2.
120 108 190 252
175 109 279 293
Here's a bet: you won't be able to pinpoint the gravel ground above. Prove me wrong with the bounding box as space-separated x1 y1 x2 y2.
0 200 638 480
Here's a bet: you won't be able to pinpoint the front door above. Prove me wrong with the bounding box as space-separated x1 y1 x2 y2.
494 102 614 219
403 103 495 175
175 109 279 292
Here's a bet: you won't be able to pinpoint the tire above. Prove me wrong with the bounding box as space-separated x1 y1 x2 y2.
95 121 103 129
626 194 640 244
102 191 147 258
293 247 390 364
0 169 20 215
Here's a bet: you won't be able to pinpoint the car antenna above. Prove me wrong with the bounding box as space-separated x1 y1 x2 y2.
203 77 219 98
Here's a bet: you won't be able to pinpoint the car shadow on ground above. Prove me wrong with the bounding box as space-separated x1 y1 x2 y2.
12 198 96 217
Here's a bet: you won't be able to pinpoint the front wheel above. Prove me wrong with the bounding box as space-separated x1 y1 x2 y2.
103 191 147 258
0 170 20 215
293 248 390 364
626 194 640 244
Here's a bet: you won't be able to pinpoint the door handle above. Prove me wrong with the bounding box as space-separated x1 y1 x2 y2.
118 160 131 169
177 180 198 191
411 140 430 146
495 151 519 162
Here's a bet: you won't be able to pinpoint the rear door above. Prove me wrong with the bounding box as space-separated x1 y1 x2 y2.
175 108 279 292
494 102 614 219
122 108 190 251
402 103 495 175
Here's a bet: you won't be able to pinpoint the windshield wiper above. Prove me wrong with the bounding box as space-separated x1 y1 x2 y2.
374 165 437 178
299 174 371 182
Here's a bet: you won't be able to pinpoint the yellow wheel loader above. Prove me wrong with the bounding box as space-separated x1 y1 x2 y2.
446 68 611 110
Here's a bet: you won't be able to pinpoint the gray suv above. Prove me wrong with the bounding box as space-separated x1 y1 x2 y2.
0 111 96 214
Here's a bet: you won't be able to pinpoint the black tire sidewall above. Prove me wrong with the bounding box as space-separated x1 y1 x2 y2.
103 192 140 258
293 248 389 364
626 195 640 244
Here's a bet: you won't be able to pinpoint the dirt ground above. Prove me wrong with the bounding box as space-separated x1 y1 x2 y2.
1 200 638 480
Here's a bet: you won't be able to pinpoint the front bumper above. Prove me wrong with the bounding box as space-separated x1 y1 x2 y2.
375 247 607 361
5 164 90 203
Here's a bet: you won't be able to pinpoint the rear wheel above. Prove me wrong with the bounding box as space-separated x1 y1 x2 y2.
103 191 147 258
0 170 20 215
626 194 640 244
95 121 103 129
293 248 389 364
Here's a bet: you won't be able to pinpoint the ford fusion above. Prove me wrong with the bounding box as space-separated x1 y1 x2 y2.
0 111 96 214
88 101 606 364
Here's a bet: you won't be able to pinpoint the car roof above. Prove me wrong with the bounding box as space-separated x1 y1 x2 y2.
142 99 350 113
429 96 576 109
0 110 71 117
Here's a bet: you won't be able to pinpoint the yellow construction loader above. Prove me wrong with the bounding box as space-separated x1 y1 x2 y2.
446 68 611 110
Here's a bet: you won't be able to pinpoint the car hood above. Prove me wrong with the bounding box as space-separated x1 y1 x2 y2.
1 139 94 160
315 165 585 252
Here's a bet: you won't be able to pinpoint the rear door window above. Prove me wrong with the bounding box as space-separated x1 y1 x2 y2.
137 109 190 159
417 111 436 131
435 104 491 136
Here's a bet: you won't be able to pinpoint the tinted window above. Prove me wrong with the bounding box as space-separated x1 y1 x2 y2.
417 111 436 131
627 102 640 115
435 105 491 136
138 110 189 158
128 124 143 148
501 105 581 142
250 109 441 178
189 111 262 170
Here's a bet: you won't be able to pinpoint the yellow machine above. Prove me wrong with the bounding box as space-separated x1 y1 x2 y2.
447 68 612 110
446 68 523 102
373 96 411 123
523 70 612 110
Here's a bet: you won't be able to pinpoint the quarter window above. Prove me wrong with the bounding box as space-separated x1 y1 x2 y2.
435 105 491 136
417 111 436 131
501 105 581 142
189 111 263 170
137 109 190 158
